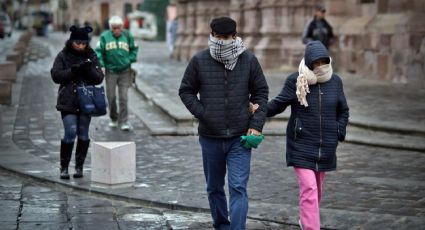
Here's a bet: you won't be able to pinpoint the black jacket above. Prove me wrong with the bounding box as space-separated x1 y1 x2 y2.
302 17 335 48
179 49 269 138
51 41 104 113
267 42 349 171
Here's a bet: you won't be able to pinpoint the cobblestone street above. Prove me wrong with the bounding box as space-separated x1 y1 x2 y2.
0 32 424 229
0 169 292 230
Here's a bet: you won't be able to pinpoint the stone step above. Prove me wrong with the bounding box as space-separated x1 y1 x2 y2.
128 87 195 136
263 120 425 152
133 76 425 136
131 78 425 151
133 77 193 126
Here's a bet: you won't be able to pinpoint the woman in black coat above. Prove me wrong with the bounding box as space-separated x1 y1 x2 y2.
252 41 349 230
50 25 104 179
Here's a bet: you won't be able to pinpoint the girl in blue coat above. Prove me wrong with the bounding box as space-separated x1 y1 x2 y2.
253 41 349 230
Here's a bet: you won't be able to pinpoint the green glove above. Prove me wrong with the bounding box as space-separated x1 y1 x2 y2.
240 134 265 149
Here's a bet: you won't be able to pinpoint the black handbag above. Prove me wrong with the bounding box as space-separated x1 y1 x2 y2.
77 84 107 117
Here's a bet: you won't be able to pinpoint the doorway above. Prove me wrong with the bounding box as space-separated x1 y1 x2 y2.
101 3 110 30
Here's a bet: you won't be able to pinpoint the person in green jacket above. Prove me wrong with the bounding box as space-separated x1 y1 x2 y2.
95 15 138 131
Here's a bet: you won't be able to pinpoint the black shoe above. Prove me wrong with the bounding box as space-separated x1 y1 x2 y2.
73 167 83 178
60 167 70 179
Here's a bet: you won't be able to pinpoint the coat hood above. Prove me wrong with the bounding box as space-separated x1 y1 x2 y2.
304 41 330 70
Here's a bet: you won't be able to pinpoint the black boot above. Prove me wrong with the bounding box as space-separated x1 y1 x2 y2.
73 139 90 178
60 140 74 179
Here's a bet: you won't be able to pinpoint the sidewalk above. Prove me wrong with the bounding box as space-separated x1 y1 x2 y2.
0 32 424 229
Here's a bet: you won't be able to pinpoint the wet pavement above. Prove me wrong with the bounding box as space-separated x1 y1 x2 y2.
0 32 424 229
0 169 291 230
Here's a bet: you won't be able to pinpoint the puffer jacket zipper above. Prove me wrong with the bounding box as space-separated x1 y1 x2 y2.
317 84 323 171
224 70 230 136
294 118 298 140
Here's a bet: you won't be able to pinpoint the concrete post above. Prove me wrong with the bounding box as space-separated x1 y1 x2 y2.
91 142 136 184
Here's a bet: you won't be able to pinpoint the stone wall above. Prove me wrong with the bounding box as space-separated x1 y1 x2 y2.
336 0 425 87
174 0 425 88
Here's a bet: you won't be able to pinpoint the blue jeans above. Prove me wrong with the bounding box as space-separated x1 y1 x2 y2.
61 113 91 143
199 135 252 230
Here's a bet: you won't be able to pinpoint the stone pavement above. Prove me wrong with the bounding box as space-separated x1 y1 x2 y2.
0 32 424 229
0 168 289 230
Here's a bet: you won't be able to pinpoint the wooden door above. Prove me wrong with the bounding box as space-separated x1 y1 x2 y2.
101 3 110 30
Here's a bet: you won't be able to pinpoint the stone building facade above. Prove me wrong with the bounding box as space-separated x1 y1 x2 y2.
174 0 425 88
62 0 142 31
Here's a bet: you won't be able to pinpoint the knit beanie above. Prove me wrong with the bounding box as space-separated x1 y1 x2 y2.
210 17 237 35
69 25 93 42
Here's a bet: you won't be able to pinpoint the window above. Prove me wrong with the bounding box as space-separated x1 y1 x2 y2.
124 3 133 16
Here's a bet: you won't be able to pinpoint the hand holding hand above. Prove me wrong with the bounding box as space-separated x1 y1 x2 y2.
249 102 259 114
247 128 261 136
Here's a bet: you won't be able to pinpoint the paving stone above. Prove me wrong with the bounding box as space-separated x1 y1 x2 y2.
0 222 18 230
18 222 70 230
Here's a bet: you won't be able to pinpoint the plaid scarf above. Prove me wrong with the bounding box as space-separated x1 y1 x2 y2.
208 34 246 71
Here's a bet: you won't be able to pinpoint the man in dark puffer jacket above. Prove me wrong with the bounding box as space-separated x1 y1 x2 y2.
179 17 268 230
265 41 349 230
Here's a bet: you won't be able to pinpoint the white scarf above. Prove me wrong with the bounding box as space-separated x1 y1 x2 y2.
208 34 246 71
296 58 333 107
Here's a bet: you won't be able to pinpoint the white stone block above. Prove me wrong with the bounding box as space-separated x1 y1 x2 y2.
91 142 136 184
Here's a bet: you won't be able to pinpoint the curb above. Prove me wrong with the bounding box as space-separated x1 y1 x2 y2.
0 151 298 228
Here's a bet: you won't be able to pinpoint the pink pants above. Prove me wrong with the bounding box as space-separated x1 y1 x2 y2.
294 167 326 230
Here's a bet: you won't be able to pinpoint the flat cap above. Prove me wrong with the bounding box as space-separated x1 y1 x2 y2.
210 17 237 35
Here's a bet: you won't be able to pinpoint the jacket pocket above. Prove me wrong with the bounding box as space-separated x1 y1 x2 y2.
337 122 346 141
198 104 207 120
294 118 303 140
57 85 73 106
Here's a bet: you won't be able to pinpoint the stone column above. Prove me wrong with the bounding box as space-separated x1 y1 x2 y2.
325 0 356 72
178 0 196 61
254 0 283 69
174 0 187 60
229 0 244 36
189 0 230 58
279 0 321 69
241 0 261 50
